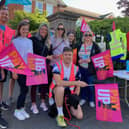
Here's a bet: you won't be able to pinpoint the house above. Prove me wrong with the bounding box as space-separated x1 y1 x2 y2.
8 0 113 20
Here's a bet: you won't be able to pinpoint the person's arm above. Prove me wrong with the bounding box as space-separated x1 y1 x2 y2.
53 73 87 87
79 58 91 64
74 86 80 95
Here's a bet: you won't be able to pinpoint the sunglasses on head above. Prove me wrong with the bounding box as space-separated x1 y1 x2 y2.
57 28 64 31
84 34 92 37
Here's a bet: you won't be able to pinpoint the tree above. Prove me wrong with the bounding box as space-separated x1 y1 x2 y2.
117 0 129 16
9 10 48 32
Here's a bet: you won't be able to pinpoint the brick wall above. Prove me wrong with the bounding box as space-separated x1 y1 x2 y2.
8 4 23 19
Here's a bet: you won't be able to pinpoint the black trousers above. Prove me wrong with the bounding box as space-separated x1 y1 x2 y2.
16 75 29 109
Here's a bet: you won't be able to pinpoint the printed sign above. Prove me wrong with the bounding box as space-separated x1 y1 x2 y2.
0 43 32 75
91 50 114 79
95 84 123 122
26 53 48 86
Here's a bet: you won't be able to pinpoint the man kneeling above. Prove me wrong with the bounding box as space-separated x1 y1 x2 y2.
49 47 87 127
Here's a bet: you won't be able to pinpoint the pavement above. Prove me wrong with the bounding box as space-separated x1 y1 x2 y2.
1 75 129 129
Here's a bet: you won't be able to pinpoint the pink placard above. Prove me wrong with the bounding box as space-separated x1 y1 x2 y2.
26 53 48 86
95 83 123 122
0 43 32 75
91 50 114 79
80 18 92 33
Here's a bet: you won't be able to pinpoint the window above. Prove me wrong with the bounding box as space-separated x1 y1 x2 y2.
46 3 53 16
24 0 32 13
36 1 43 13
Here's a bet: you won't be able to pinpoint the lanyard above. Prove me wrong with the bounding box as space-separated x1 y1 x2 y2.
84 44 88 54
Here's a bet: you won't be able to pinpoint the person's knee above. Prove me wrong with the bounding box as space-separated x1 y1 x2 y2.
54 86 64 95
76 112 83 120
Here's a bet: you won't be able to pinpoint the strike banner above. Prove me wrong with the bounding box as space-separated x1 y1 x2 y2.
80 18 92 33
26 53 48 86
95 84 123 122
91 50 114 80
0 43 32 75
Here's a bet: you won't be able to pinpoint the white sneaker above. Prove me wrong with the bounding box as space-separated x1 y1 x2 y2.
79 99 86 106
21 108 30 119
30 104 39 114
89 102 95 108
40 103 48 111
14 109 26 120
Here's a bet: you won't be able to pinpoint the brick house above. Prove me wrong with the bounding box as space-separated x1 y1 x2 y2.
8 0 67 19
7 0 113 20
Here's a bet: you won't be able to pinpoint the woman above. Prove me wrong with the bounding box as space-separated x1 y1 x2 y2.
78 31 100 107
7 18 31 106
30 23 52 114
13 21 33 120
50 23 69 66
67 31 78 64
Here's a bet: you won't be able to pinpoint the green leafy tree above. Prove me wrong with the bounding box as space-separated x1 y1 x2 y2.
9 10 48 32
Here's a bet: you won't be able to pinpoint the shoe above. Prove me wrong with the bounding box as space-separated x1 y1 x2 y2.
79 99 86 106
40 103 48 111
30 105 39 114
56 115 67 127
21 108 30 119
14 109 26 120
0 117 8 129
0 102 9 111
89 102 95 108
6 97 14 106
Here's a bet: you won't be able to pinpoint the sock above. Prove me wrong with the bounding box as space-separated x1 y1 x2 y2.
57 107 63 116
49 98 54 106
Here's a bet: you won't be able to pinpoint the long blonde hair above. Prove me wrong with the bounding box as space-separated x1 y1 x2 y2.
35 23 51 49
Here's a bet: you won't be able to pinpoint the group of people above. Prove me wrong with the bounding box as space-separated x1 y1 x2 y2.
0 6 101 128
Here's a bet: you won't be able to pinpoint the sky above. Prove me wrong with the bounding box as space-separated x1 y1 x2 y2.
63 0 122 17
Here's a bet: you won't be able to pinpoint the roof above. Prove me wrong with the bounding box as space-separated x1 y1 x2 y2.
57 0 67 7
62 6 101 19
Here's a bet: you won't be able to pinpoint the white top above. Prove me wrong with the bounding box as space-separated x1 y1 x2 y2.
114 70 129 80
51 37 69 55
52 63 71 80
50 36 69 65
13 37 33 64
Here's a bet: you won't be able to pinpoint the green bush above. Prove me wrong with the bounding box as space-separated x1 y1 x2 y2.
9 10 48 32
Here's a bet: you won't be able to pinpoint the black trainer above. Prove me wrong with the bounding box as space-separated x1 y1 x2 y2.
0 117 8 129
0 102 9 111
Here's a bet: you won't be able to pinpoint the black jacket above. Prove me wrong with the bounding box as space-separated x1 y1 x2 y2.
30 36 52 57
77 42 101 75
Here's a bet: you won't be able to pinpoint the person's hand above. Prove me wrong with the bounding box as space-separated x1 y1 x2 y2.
84 58 91 63
78 59 83 64
52 55 60 59
87 58 91 63
76 81 88 87
46 55 53 60
12 72 18 80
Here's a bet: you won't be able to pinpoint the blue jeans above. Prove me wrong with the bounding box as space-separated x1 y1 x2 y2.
79 66 96 102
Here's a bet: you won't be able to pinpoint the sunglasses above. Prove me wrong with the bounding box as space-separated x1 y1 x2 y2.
84 34 92 37
57 28 64 31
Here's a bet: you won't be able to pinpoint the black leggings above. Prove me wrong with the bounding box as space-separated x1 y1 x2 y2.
16 75 29 109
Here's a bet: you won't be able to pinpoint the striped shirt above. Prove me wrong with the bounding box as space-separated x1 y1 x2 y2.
78 44 92 68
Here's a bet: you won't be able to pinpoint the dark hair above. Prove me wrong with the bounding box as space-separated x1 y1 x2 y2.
15 21 29 38
0 6 8 11
63 47 73 53
57 23 65 38
67 31 76 44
